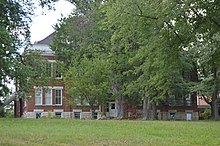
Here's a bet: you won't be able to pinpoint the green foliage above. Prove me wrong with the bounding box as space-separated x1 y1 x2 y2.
0 0 32 96
52 0 220 119
201 109 212 120
47 110 53 118
52 1 113 109
0 0 60 98
65 55 111 107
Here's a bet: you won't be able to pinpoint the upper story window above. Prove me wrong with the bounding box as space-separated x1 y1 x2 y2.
42 60 62 79
35 88 42 105
55 64 62 79
45 62 52 77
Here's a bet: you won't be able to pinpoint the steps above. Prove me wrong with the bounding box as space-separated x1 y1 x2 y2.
3 92 18 106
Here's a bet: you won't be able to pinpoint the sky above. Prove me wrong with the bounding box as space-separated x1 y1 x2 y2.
30 0 75 43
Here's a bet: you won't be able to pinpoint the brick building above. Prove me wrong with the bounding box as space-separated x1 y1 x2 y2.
23 33 200 120
23 34 73 118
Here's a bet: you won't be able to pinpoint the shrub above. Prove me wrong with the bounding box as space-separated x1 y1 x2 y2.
201 109 211 119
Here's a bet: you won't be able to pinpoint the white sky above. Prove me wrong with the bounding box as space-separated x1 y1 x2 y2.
30 0 75 43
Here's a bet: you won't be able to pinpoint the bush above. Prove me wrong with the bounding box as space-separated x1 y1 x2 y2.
201 109 211 119
0 104 6 117
6 110 14 118
48 110 53 118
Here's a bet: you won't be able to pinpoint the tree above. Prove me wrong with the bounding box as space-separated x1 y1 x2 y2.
64 55 111 118
0 0 58 117
0 0 58 94
53 0 220 120
163 0 220 120
101 0 186 120
52 0 113 117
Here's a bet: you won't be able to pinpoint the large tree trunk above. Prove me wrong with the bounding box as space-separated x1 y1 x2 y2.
19 98 23 117
143 96 147 120
151 102 157 120
14 99 20 118
90 104 95 119
116 96 125 119
143 95 151 120
211 67 219 120
211 100 219 120
211 90 219 120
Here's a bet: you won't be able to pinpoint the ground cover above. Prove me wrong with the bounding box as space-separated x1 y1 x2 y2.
0 118 219 146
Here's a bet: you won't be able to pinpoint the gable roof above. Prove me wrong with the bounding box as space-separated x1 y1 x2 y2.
29 33 55 56
37 33 54 45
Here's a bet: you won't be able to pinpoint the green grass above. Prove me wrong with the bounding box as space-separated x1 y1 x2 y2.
0 119 220 146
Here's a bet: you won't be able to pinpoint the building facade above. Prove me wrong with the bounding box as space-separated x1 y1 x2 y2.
23 34 71 118
23 34 202 120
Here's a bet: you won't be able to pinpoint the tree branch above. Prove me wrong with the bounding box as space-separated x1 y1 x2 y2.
136 14 158 20
165 22 184 44
211 18 220 29
201 94 211 104
135 1 143 16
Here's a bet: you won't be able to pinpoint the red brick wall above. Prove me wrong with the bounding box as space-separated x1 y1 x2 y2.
27 81 72 112
26 55 72 113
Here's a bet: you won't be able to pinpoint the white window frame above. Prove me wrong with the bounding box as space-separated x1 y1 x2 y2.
55 89 62 105
35 88 42 105
45 88 52 105
73 109 82 119
54 109 63 118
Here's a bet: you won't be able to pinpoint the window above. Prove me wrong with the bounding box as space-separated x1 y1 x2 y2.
93 112 98 119
55 64 62 79
185 95 192 106
35 88 42 105
110 103 115 109
74 112 81 119
55 112 62 118
186 113 192 121
55 89 62 105
170 113 176 120
45 62 52 77
106 103 109 112
45 88 52 105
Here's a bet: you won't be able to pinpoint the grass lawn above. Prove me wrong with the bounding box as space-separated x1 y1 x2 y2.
0 118 219 146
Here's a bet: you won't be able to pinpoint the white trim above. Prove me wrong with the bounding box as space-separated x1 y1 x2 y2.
43 86 53 89
55 76 63 80
34 86 63 89
53 109 64 112
48 60 56 63
53 86 63 89
73 109 82 112
34 109 44 112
